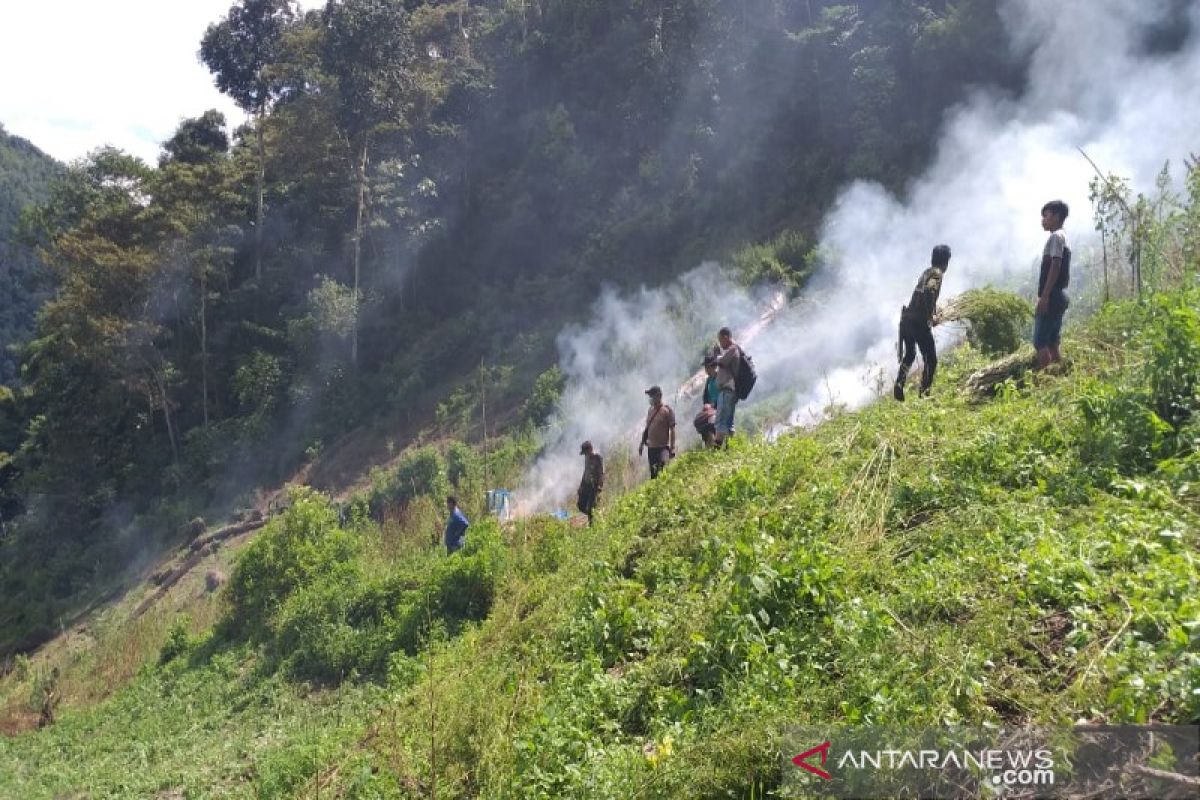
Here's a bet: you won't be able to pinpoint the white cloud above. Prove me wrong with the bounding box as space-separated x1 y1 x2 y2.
0 0 313 163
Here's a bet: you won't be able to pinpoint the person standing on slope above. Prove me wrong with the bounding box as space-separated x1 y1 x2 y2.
713 327 742 446
694 355 720 448
576 440 605 526
638 385 676 479
443 495 469 554
1034 200 1071 370
894 245 951 401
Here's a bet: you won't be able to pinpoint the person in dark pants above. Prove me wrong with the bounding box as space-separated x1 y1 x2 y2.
638 385 676 478
1034 200 1070 370
576 440 605 526
894 245 951 401
443 495 469 554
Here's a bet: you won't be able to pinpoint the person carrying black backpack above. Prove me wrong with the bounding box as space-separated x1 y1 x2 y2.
713 327 744 447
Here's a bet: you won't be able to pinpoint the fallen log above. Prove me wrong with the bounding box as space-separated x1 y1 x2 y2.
133 547 211 618
135 517 269 618
1133 765 1200 789
189 517 268 552
965 347 1037 399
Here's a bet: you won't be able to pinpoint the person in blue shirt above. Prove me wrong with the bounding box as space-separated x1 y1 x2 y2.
695 355 720 447
443 495 469 554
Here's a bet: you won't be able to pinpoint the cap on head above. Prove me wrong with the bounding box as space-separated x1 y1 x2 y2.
645 385 662 397
580 440 593 454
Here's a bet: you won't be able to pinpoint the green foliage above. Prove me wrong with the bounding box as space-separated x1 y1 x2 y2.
445 439 477 487
1077 287 1200 480
1143 287 1200 428
951 287 1034 356
0 128 58 383
223 488 360 638
158 616 197 665
263 517 507 683
233 349 284 414
522 366 565 428
200 0 296 115
731 229 814 288
5 286 1200 797
368 445 446 516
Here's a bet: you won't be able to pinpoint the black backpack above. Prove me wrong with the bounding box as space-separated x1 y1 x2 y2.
735 350 757 401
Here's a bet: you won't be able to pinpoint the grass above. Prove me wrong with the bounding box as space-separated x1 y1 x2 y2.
0 286 1197 798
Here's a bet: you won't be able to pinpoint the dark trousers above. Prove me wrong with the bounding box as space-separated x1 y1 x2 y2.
897 318 937 394
647 446 670 479
577 483 599 525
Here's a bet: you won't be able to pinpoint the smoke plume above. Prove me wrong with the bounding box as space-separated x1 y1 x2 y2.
519 0 1200 511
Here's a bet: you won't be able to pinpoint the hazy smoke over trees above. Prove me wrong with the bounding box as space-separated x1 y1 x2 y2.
520 0 1200 511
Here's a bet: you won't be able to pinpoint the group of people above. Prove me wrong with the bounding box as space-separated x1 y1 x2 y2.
892 199 1072 399
450 200 1073 546
575 327 749 525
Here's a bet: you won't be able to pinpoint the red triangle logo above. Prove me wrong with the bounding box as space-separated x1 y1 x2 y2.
792 740 833 780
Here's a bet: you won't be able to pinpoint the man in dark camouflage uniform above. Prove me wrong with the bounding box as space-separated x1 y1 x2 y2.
894 245 951 401
576 440 604 526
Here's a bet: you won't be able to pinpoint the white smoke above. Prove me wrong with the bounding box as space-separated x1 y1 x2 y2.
519 0 1200 511
518 265 768 512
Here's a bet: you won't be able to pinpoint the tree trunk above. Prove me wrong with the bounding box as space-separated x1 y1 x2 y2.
255 109 266 282
200 259 209 428
145 357 179 466
352 138 369 368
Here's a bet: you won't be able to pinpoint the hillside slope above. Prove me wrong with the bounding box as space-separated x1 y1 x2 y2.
0 288 1196 797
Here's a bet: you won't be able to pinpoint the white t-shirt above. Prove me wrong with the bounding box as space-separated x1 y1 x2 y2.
1044 230 1066 260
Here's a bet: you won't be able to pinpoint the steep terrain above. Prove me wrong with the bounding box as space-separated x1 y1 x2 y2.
0 285 1195 798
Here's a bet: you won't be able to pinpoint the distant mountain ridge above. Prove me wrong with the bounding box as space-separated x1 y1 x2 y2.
0 123 60 384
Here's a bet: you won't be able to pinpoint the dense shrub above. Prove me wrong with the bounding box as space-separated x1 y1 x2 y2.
223 488 360 638
368 446 447 516
1077 288 1200 478
267 518 509 683
445 440 477 487
731 229 814 288
1144 288 1200 429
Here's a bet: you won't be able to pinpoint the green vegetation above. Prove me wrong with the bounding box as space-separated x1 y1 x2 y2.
0 124 59 385
943 287 1034 356
0 1 1025 655
1 2 1197 797
1 279 1195 797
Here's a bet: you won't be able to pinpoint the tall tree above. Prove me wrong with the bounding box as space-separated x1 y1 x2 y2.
152 112 240 428
18 150 177 531
321 0 418 367
200 0 297 282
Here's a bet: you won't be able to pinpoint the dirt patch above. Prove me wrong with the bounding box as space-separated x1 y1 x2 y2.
0 708 39 736
1033 609 1072 656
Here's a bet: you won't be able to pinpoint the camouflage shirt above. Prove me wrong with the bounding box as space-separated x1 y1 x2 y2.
901 266 945 326
581 453 605 490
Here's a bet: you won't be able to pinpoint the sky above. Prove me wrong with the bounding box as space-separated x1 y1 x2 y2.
0 0 311 164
